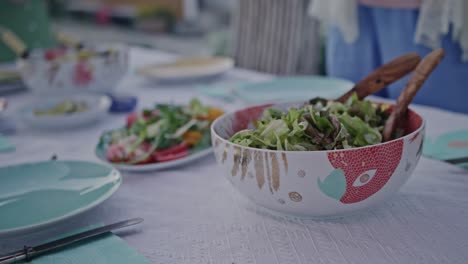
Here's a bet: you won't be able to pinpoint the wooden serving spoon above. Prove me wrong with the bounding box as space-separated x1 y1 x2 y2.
0 26 29 58
383 48 445 142
337 53 421 102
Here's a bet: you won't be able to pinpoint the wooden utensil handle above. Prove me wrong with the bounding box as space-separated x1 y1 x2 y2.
337 53 421 102
0 27 27 58
395 49 445 111
383 48 445 141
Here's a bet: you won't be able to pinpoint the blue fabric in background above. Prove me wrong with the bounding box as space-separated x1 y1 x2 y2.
326 5 468 113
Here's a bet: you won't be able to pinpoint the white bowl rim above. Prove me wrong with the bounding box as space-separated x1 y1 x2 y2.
211 100 426 154
17 43 129 62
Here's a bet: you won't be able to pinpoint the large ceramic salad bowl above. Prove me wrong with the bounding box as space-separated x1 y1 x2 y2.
211 101 425 217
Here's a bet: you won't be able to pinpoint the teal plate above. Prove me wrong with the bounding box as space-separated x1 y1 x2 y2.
0 160 121 236
424 130 468 169
234 76 354 104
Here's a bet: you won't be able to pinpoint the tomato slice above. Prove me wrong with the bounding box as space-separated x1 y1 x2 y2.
106 144 126 163
151 142 189 162
44 48 66 61
126 113 139 128
154 142 188 156
153 150 189 162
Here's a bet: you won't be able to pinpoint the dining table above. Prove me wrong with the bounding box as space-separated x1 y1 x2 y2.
0 47 468 264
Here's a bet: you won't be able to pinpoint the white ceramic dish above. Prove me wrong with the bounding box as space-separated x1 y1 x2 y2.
95 147 213 172
137 57 233 81
211 101 425 217
19 93 111 130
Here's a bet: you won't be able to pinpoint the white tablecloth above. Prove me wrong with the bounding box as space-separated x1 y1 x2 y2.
1 48 468 264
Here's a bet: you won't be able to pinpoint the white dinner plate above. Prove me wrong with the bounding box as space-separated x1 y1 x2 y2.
137 57 234 82
95 147 213 172
19 93 111 130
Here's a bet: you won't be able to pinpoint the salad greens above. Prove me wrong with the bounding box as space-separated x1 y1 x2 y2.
229 93 390 151
97 99 223 165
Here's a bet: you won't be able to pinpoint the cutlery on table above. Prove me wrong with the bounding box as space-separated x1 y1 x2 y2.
0 218 143 264
443 156 468 166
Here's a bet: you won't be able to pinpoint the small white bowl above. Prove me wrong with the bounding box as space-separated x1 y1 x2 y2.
211 101 425 218
19 93 111 130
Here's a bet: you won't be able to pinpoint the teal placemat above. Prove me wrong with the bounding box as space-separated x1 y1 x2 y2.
0 134 14 153
197 82 247 102
17 233 149 264
424 130 468 169
234 76 353 104
197 77 355 104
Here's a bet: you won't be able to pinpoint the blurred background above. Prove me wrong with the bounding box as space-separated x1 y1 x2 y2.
0 0 322 71
49 0 236 57
1 0 466 113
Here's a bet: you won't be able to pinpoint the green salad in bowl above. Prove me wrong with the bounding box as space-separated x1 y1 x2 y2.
229 93 392 151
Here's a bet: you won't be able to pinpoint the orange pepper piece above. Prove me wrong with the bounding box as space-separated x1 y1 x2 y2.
183 131 203 145
207 108 224 121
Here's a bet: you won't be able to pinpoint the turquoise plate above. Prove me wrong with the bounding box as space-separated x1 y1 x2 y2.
424 130 468 169
0 160 121 236
234 76 354 104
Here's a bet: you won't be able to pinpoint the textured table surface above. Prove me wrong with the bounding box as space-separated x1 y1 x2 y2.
1 48 468 264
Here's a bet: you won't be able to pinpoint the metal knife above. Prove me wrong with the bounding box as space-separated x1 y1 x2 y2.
443 156 468 166
0 218 143 264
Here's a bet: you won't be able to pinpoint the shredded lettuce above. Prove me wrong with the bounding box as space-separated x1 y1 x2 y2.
229 93 389 151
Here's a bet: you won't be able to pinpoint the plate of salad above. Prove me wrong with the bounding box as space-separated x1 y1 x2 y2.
96 99 224 172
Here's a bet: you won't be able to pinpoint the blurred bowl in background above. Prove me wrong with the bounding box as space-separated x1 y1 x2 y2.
19 93 111 130
17 44 128 94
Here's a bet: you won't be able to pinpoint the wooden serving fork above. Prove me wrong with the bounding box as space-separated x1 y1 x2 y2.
383 48 446 141
336 53 421 103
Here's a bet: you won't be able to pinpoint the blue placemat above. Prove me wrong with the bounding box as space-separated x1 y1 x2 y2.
17 232 149 264
424 130 468 169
